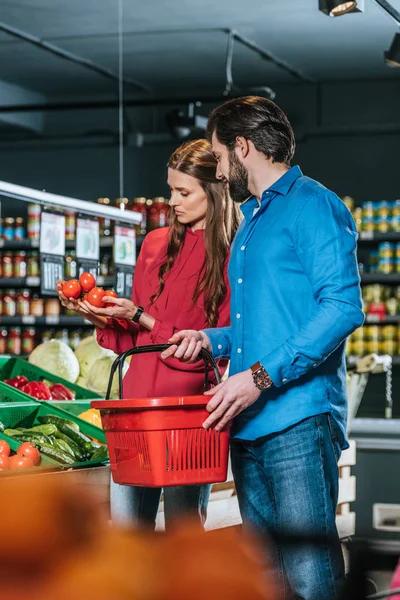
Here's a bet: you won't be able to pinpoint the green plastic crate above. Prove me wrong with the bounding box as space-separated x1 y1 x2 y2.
0 356 102 403
46 400 92 417
0 402 108 470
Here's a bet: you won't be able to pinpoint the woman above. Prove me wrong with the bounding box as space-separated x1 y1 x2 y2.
57 139 240 530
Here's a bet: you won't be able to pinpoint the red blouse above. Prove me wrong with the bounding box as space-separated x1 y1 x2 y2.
97 227 230 398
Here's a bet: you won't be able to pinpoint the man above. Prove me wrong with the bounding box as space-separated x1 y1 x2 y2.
161 96 364 599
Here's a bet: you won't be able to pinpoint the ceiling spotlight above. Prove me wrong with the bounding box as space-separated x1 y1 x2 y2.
165 103 207 140
384 32 400 67
319 0 364 17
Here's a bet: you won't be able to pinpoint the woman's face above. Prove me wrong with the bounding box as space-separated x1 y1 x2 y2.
167 168 208 230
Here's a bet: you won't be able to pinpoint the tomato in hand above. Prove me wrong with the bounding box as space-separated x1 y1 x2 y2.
0 455 9 470
9 455 34 470
17 442 41 466
87 287 106 308
62 279 82 299
104 289 118 306
79 272 96 293
0 440 10 457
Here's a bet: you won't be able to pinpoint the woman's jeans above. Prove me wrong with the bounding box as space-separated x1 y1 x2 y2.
231 413 345 600
111 480 211 531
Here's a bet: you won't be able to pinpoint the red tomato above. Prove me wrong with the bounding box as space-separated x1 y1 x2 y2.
79 272 96 293
104 289 118 306
62 279 81 299
87 287 106 308
0 440 10 457
9 455 34 470
0 455 9 470
17 442 41 466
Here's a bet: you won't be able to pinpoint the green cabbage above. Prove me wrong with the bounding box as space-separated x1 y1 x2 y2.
28 340 80 383
74 335 115 381
86 355 128 399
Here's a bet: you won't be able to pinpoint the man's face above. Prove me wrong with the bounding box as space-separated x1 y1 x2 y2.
211 132 250 204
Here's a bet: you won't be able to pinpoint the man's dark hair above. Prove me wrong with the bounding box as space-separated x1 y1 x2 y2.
206 96 295 166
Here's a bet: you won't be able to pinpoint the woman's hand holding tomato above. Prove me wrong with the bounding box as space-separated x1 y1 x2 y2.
56 280 91 316
82 295 138 321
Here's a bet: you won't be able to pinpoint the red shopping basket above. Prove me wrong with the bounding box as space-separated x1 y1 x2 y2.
91 344 229 487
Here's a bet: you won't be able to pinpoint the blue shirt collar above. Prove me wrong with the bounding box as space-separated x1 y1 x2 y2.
263 165 303 198
240 165 303 219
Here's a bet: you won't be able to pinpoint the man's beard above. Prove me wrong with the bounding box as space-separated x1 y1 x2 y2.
228 150 250 204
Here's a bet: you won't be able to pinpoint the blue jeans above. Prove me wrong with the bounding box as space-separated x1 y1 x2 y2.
110 481 211 531
231 413 345 600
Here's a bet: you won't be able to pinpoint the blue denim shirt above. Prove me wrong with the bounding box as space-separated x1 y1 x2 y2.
206 166 364 445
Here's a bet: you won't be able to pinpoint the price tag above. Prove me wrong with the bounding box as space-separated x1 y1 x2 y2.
46 316 60 325
40 211 66 296
114 225 135 299
76 217 100 280
114 225 136 267
360 231 374 241
22 316 35 325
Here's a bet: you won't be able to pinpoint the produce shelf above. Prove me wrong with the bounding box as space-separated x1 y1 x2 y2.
0 316 94 327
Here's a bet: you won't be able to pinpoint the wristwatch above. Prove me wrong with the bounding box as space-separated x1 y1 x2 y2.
250 362 274 391
132 306 144 324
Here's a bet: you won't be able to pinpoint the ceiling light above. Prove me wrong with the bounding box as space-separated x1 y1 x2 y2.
384 32 400 67
319 0 364 17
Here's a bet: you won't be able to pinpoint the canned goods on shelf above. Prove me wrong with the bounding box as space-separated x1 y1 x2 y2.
377 217 391 233
379 242 395 259
378 258 394 274
352 339 365 356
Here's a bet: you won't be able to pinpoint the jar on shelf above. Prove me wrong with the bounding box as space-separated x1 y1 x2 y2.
131 197 148 236
27 203 41 240
45 298 60 317
7 328 21 355
147 197 169 231
3 290 16 317
97 198 112 237
41 329 53 343
55 329 69 345
22 328 36 355
65 212 76 241
0 329 7 354
27 251 40 277
69 329 82 350
100 253 111 277
14 217 26 240
2 252 14 278
3 218 15 241
16 289 31 317
65 251 77 279
13 251 27 278
31 294 44 317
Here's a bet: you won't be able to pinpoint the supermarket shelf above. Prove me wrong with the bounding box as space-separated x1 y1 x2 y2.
0 316 94 327
0 239 40 249
365 314 400 324
361 274 400 284
347 356 400 366
96 275 115 287
359 232 400 243
0 276 40 288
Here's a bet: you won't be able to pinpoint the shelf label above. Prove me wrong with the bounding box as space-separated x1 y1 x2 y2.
360 231 374 241
76 217 100 261
22 316 35 325
114 225 135 299
46 316 60 325
40 211 66 296
114 225 136 267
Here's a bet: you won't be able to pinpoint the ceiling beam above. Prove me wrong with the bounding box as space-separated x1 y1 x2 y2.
0 20 151 94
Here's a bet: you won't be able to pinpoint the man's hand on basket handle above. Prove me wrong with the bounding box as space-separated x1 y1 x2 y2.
160 330 212 364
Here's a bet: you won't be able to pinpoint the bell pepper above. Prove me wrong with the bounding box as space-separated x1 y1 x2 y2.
4 376 28 390
22 381 52 401
78 409 103 429
49 384 74 401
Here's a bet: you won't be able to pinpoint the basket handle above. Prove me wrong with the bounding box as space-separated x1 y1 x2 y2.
105 343 221 400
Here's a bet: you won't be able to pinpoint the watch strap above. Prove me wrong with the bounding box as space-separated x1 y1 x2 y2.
132 306 144 324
